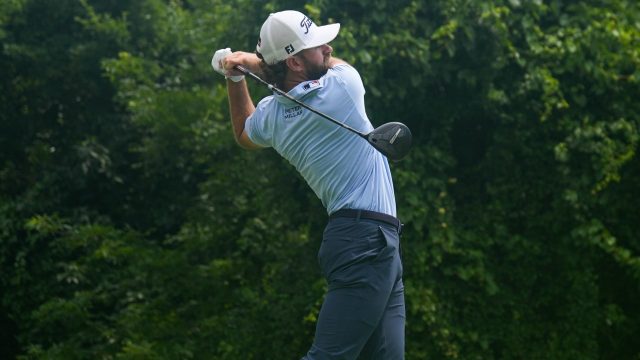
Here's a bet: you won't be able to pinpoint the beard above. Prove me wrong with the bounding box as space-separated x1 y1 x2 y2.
302 56 330 80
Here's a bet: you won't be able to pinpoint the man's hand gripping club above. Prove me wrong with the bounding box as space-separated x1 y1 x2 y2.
211 48 245 82
210 48 263 150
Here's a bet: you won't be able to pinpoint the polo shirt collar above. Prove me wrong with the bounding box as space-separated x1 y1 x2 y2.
274 78 324 105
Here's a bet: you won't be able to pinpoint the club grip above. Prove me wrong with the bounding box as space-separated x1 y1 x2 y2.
234 65 250 75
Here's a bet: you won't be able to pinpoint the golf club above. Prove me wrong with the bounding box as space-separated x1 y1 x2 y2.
234 65 412 161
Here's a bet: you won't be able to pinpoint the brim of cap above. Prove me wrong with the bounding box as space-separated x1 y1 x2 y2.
303 23 340 51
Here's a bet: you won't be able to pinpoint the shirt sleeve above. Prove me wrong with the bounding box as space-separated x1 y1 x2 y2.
244 97 274 148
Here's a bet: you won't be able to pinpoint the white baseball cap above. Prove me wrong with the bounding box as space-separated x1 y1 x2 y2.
256 10 340 65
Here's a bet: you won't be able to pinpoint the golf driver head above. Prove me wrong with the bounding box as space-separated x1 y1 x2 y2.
367 122 412 161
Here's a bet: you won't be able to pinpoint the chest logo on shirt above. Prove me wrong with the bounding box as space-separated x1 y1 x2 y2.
303 80 320 91
284 105 303 120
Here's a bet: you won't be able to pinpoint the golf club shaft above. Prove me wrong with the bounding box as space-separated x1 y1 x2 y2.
235 65 367 138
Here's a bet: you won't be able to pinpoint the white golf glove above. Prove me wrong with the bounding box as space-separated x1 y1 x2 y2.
211 48 244 82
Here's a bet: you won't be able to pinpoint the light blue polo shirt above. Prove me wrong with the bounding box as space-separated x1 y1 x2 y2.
245 64 396 216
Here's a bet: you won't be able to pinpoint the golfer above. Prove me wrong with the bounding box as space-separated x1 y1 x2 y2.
212 10 405 360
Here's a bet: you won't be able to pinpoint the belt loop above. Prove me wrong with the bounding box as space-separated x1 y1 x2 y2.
356 209 362 222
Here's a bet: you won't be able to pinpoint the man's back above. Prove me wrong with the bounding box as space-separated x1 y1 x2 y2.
245 64 396 216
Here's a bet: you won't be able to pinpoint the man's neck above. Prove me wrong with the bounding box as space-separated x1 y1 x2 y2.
282 71 308 92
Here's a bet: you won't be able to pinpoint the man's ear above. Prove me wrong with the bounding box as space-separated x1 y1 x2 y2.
286 55 305 73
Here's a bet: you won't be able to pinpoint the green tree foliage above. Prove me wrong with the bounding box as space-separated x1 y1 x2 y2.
1 0 639 359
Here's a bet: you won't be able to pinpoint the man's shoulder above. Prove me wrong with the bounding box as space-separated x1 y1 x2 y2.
249 95 279 125
257 94 277 107
324 63 365 97
254 94 281 114
327 63 358 77
326 63 362 83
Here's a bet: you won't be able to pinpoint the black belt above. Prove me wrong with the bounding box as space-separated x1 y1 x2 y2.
330 209 403 233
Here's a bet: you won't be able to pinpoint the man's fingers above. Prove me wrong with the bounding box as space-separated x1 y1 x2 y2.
211 48 244 82
222 53 245 82
222 54 237 71
211 48 232 74
222 56 242 77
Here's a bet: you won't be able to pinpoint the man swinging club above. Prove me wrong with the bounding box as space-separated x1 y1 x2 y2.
211 10 405 360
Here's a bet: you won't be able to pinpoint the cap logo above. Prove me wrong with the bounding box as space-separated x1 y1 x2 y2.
300 16 313 34
285 44 295 54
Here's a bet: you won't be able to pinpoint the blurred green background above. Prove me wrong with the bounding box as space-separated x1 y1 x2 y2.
1 0 639 358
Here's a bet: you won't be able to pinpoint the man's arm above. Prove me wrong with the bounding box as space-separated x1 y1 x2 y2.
226 79 261 149
215 51 264 149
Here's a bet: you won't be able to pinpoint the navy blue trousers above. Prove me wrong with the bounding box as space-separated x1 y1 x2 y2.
302 216 405 360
